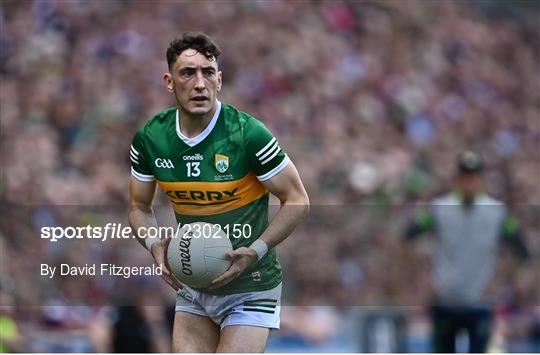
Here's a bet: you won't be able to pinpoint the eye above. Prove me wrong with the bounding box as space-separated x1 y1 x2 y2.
180 69 195 78
203 69 215 77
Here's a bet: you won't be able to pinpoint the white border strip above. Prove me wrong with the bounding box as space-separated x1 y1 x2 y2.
176 100 221 147
257 155 289 181
131 167 155 182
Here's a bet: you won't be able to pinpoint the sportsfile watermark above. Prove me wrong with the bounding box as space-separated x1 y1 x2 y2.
40 222 252 243
40 263 163 279
3 204 536 307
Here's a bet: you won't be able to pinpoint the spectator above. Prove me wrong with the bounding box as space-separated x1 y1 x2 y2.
403 151 529 352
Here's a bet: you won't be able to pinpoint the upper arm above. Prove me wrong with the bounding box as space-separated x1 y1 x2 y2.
404 207 435 241
241 117 308 204
130 127 156 209
243 117 289 181
130 128 155 182
499 215 529 261
260 161 309 205
130 176 156 210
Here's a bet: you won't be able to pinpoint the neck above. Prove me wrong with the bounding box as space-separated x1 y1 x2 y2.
462 195 474 207
178 103 217 138
453 190 482 207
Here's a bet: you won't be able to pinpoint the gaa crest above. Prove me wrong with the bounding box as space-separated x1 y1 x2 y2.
215 154 229 173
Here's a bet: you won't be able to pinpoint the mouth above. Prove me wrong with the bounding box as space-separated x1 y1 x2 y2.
190 96 208 102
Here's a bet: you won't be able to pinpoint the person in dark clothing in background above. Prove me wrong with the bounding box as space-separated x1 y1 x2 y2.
404 151 529 353
112 304 173 353
112 306 153 353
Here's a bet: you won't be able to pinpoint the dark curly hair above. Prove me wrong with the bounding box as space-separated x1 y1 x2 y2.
166 32 221 70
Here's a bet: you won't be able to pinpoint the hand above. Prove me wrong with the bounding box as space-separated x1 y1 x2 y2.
208 247 258 290
150 235 182 291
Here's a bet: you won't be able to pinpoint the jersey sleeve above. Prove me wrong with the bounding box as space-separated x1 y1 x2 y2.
130 128 155 182
404 207 436 241
244 118 289 181
499 215 529 261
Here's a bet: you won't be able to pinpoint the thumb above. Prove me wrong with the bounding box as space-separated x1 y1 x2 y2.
227 250 236 260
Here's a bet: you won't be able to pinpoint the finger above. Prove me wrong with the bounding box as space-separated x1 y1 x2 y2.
163 273 181 291
208 275 232 290
208 274 232 289
208 267 239 290
210 271 231 286
155 246 172 276
163 234 173 247
162 276 175 289
155 255 171 276
161 263 171 276
169 271 182 288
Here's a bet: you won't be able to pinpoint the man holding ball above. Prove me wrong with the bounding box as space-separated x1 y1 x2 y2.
128 32 309 352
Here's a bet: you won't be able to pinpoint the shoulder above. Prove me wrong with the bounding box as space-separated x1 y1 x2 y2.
476 194 507 217
220 102 263 131
136 107 176 137
476 194 504 207
219 103 277 148
432 193 460 206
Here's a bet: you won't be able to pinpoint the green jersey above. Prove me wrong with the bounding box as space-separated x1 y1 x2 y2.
130 101 289 295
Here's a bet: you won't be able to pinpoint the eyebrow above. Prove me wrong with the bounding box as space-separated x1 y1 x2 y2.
178 65 216 71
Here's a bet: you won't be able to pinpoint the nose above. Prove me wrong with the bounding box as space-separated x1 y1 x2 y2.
194 71 205 91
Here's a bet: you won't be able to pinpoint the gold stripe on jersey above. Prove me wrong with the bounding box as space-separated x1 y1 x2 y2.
157 172 267 216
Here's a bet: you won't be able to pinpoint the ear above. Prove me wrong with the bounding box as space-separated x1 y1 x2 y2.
163 72 174 93
217 71 222 92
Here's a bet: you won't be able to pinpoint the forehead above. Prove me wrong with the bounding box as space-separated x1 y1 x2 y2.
173 49 218 70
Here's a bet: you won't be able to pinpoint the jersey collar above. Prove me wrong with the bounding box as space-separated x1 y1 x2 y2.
451 190 486 206
176 100 221 147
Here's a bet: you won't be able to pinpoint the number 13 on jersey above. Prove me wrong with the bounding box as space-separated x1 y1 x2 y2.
186 162 200 177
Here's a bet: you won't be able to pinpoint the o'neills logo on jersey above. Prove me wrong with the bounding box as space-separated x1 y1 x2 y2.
155 158 175 169
183 153 203 161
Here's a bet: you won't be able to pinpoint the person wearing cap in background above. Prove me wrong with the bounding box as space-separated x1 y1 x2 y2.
403 151 529 353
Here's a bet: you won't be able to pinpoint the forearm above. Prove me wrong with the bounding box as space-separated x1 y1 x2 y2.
258 199 309 250
129 204 159 249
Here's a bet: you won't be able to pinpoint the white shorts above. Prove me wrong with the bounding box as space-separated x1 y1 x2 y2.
175 283 281 330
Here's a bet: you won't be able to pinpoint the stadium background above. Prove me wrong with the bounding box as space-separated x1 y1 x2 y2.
0 0 539 352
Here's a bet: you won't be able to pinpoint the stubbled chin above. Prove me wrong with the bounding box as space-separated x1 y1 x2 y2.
186 106 211 116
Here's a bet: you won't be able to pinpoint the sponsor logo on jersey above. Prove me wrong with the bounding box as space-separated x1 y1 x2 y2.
215 154 229 173
183 153 204 161
165 188 239 204
157 172 268 216
155 158 175 169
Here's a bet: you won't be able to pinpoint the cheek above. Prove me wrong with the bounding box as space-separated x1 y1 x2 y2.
172 81 189 94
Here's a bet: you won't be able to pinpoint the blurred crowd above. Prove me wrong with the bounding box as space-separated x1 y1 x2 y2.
1 0 539 352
